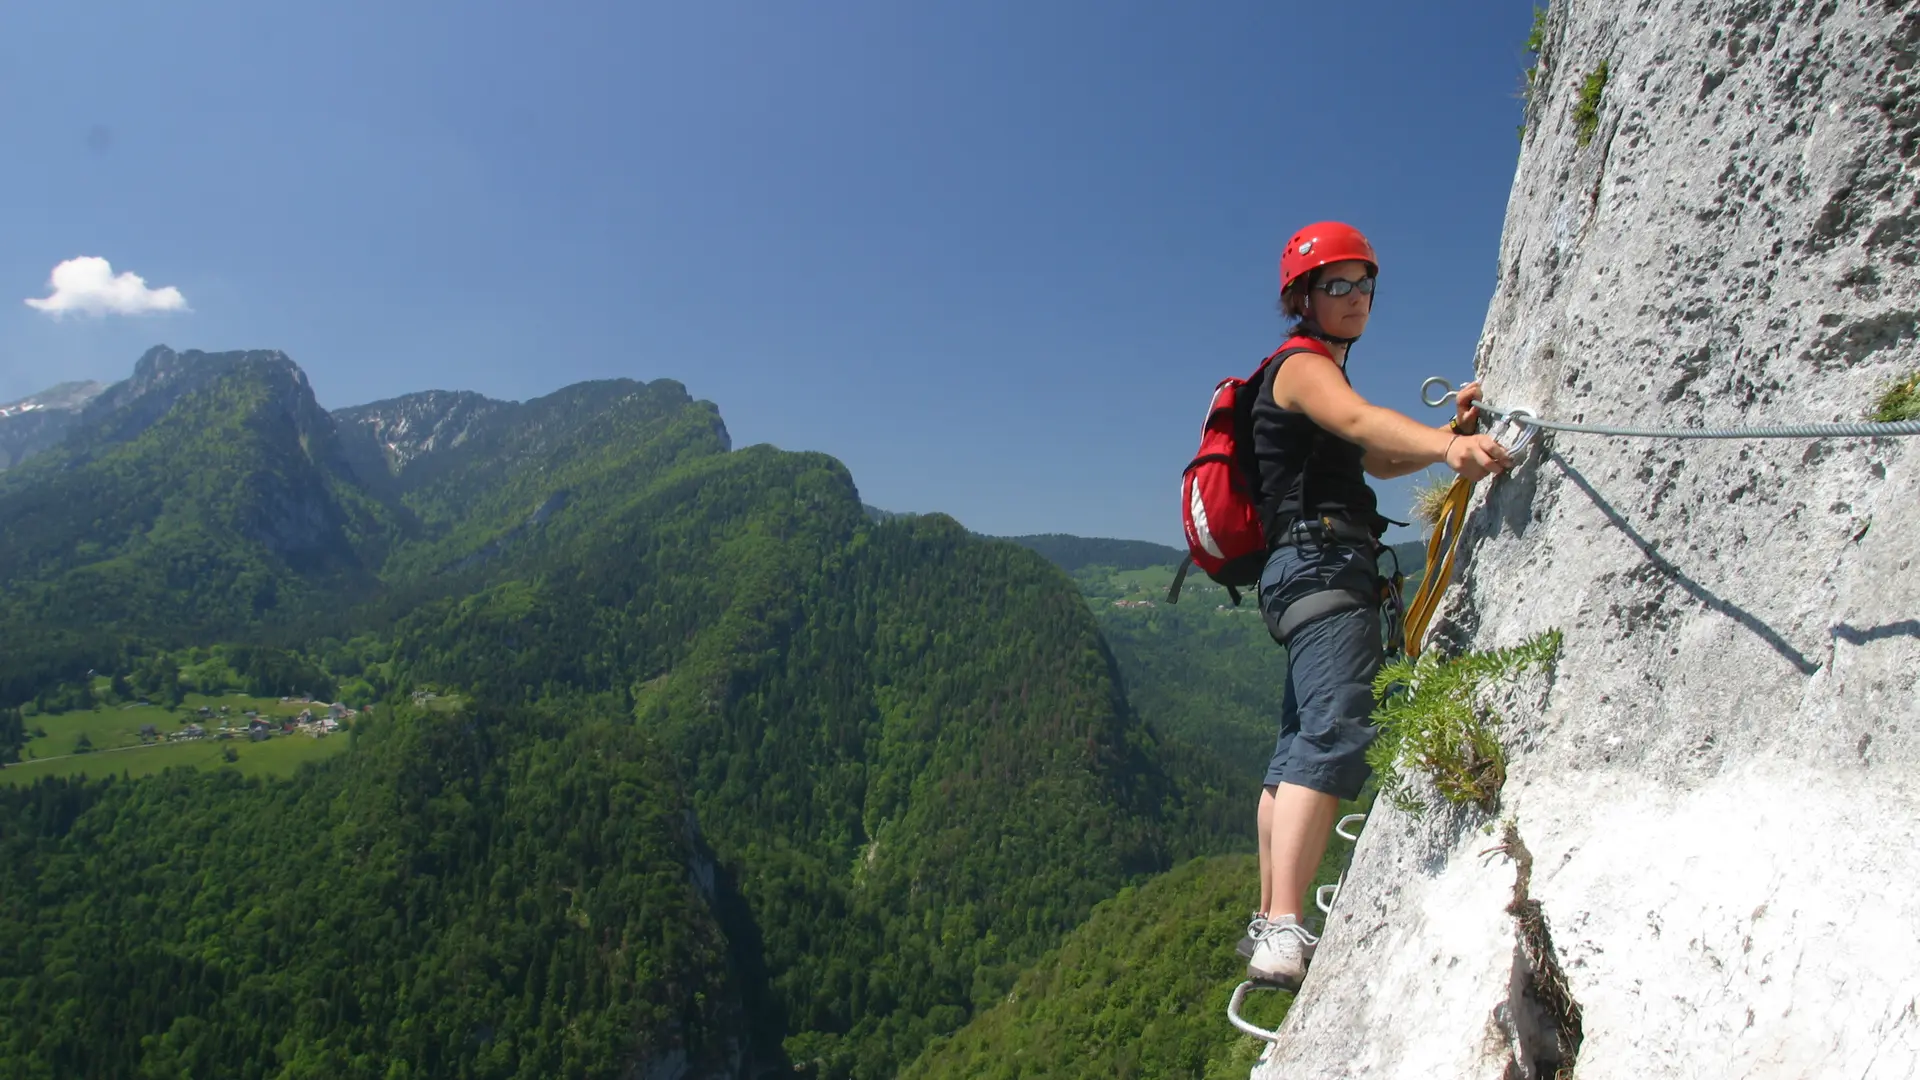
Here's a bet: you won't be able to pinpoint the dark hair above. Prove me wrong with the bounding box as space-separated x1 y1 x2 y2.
1276 267 1322 336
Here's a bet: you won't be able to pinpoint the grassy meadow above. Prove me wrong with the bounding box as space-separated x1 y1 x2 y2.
2 688 355 786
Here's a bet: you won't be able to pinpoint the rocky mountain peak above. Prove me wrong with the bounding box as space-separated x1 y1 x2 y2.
0 380 108 419
0 380 110 470
331 389 511 477
73 347 319 458
123 344 293 397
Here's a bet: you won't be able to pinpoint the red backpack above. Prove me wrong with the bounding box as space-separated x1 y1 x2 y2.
1169 336 1331 605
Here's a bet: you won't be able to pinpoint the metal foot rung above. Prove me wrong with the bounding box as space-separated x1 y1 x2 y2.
1227 979 1284 1043
1233 813 1368 1065
1315 813 1369 915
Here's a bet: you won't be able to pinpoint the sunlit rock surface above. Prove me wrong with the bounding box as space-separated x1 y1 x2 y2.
1257 2 1920 1077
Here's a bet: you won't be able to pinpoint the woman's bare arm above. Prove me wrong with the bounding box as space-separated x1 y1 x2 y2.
1273 353 1512 479
1360 449 1436 479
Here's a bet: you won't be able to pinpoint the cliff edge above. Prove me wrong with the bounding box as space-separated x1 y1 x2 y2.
1258 2 1919 1077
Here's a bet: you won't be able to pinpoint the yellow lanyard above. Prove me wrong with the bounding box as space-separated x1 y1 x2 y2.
1400 476 1474 658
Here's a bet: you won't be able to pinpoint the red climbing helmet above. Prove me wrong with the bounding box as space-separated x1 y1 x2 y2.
1280 221 1378 292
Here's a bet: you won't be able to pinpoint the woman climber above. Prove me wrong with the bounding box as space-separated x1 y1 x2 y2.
1239 221 1513 987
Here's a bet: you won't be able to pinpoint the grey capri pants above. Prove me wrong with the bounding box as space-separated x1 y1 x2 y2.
1256 538 1383 800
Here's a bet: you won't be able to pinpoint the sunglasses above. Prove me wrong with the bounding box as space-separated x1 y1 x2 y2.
1314 276 1375 297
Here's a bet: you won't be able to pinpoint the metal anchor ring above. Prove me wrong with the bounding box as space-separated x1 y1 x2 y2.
1421 376 1464 409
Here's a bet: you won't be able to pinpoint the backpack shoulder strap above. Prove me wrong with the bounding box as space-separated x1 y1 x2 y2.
1250 335 1340 539
1247 335 1332 383
1166 554 1193 604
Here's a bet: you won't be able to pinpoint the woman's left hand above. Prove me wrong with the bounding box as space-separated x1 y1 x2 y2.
1453 381 1484 434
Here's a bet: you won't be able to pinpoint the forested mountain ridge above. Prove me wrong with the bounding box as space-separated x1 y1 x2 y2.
0 350 398 644
361 378 734 586
997 534 1186 573
0 345 1256 1079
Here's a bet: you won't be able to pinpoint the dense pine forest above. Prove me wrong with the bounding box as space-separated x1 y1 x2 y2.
0 347 1353 1078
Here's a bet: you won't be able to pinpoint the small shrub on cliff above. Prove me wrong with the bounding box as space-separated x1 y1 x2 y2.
1367 630 1562 813
1518 5 1548 141
1870 370 1920 422
1409 470 1458 529
1574 60 1610 147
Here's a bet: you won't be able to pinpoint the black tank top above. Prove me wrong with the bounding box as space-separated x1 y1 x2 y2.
1249 341 1381 536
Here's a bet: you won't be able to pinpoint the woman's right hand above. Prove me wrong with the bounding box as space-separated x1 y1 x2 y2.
1445 433 1513 481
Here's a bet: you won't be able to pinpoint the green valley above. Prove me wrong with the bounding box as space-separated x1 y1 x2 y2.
0 346 1305 1079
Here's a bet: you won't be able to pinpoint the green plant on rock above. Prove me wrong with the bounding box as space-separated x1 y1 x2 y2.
1574 60 1609 147
1409 469 1458 530
1518 5 1548 142
1367 630 1562 813
1870 369 1920 422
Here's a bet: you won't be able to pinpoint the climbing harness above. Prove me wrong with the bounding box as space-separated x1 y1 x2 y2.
1377 545 1408 661
1226 813 1368 1054
1399 377 1920 656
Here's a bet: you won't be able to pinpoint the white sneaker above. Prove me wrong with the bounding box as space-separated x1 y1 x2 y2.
1235 914 1272 959
1246 916 1318 988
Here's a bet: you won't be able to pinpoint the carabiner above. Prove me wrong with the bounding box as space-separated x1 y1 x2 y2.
1490 407 1540 461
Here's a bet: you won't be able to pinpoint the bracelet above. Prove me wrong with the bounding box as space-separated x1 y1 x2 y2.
1446 434 1460 459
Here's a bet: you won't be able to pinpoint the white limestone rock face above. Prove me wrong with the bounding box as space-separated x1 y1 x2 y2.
1258 2 1920 1077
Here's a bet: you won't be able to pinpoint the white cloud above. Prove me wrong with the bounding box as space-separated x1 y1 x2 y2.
24 256 189 317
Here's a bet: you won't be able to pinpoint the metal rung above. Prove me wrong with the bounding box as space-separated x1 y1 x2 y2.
1335 813 1367 842
1227 980 1284 1043
1316 814 1369 915
1243 815 1369 1055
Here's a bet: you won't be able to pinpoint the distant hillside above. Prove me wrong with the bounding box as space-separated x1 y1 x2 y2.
1004 530 1428 588
0 698 750 1079
0 345 1244 1080
903 818 1367 1080
1026 537 1433 773
903 855 1277 1080
998 533 1187 573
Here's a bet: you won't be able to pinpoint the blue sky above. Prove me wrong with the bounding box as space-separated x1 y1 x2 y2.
2 0 1541 546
